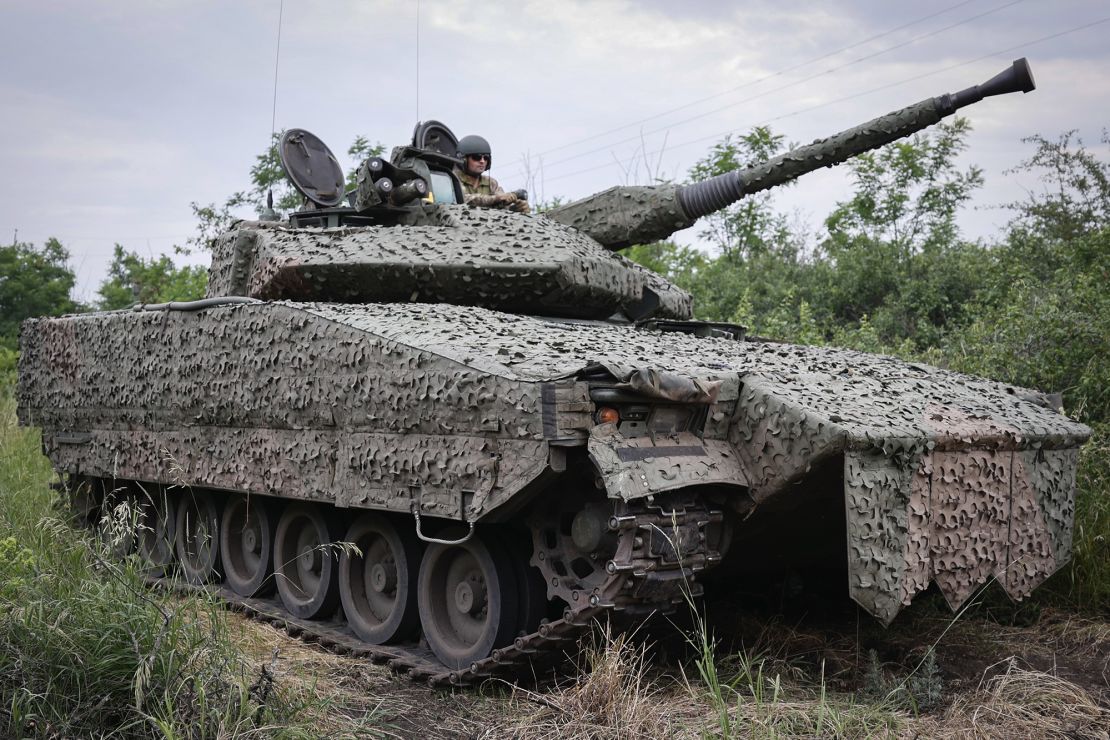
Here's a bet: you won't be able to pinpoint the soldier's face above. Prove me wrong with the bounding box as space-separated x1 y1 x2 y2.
465 153 489 176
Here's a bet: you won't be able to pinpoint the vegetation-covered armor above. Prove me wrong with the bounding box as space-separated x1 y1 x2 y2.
16 59 1090 682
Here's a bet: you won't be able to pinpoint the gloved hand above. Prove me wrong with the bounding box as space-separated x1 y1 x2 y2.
510 198 531 214
494 191 519 208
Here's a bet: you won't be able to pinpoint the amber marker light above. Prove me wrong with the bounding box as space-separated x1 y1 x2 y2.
596 407 620 425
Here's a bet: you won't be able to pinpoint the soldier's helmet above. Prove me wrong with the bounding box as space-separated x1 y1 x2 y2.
456 134 492 168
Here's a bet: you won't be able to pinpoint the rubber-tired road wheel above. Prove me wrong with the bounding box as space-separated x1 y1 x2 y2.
136 484 176 577
274 503 340 619
98 482 136 560
339 514 422 644
175 490 221 584
418 533 519 671
220 494 275 597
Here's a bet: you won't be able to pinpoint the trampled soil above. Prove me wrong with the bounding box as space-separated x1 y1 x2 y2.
231 586 1109 739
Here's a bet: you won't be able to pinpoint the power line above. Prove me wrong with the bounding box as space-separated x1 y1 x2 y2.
537 16 1110 187
502 0 1026 181
524 0 983 162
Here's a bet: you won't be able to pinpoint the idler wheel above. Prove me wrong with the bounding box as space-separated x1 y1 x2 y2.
175 490 221 585
417 532 518 670
274 503 340 619
339 514 421 644
136 485 176 577
220 494 276 597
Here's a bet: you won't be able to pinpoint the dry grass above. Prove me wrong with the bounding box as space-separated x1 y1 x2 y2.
922 658 1110 739
490 627 703 739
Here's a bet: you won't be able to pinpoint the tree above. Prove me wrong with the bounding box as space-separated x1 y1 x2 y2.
814 117 987 347
96 245 208 310
0 238 80 351
345 136 385 192
1005 129 1110 245
641 126 814 334
686 127 794 261
623 241 707 286
939 130 1110 424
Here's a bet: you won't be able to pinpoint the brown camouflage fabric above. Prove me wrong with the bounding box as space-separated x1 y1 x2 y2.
452 167 501 199
453 166 505 207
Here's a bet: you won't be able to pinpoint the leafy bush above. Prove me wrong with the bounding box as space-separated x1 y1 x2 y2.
0 396 337 738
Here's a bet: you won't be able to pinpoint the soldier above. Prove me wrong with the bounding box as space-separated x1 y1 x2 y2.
454 134 530 213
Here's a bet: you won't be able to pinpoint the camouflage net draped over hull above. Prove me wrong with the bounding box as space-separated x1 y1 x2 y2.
17 303 592 521
18 301 1088 623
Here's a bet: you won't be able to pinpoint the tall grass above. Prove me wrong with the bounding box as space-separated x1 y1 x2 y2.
682 607 907 739
1049 422 1110 614
0 392 363 738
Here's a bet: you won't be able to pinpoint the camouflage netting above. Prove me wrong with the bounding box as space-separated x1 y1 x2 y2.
545 182 694 250
18 300 1089 623
206 209 692 320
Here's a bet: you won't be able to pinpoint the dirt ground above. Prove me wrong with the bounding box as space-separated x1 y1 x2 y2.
229 587 1110 739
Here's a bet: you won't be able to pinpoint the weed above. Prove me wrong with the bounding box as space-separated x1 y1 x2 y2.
863 647 944 713
932 657 1110 739
0 393 380 737
501 624 684 739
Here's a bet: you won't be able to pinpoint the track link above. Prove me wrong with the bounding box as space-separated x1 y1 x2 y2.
145 498 721 687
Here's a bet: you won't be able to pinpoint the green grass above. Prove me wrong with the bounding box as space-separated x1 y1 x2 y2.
1048 422 1110 614
684 610 907 739
2 371 1105 737
0 391 377 738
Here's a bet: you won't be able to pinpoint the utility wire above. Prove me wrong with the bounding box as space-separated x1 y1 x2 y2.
532 0 982 161
502 0 1026 180
538 16 1110 186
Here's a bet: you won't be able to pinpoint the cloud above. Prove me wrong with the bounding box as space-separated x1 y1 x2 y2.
1 0 1106 300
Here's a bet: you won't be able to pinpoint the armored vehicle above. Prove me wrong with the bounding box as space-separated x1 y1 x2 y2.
17 59 1090 683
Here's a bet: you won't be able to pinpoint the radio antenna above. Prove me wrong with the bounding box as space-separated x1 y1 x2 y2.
262 0 285 221
415 0 421 122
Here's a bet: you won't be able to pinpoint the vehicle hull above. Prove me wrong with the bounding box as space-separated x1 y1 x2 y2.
18 299 1089 624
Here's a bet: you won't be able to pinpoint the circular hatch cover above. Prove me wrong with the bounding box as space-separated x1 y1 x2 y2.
278 129 346 208
411 120 459 158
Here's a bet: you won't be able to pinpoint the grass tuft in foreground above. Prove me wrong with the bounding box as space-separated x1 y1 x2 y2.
0 393 378 738
924 658 1109 739
497 625 687 739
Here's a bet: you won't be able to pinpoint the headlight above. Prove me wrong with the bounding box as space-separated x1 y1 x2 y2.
647 406 693 435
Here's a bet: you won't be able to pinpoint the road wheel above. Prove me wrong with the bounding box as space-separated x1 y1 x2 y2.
97 482 137 560
274 503 340 619
418 532 518 670
339 514 422 644
136 484 176 577
175 490 221 584
220 494 275 597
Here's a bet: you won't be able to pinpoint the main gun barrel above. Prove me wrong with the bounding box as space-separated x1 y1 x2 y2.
547 59 1035 250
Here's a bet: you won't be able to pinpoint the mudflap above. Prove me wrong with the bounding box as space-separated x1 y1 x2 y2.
845 445 1078 625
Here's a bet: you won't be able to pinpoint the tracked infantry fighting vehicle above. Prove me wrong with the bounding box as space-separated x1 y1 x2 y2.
18 59 1091 683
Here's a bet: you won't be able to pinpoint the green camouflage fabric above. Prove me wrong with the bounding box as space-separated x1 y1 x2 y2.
453 166 508 207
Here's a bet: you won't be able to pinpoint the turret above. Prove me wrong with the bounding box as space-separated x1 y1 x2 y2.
546 59 1035 249
206 60 1035 322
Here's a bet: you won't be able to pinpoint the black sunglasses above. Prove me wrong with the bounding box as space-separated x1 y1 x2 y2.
467 153 490 162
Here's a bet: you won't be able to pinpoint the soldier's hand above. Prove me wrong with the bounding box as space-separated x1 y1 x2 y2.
494 191 519 208
511 199 531 214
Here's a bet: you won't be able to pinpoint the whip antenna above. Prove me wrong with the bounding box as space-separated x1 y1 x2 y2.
261 0 285 221
415 0 421 122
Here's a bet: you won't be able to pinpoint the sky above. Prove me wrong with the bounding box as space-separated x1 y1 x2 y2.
1 0 1107 303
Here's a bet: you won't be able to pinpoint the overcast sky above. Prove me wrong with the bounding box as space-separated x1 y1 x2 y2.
1 0 1107 303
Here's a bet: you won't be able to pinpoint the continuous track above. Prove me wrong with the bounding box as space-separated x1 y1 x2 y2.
147 499 722 687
